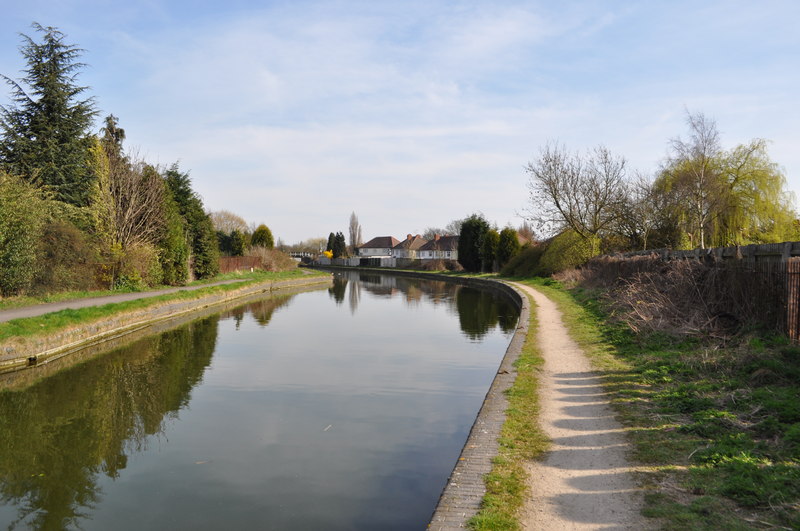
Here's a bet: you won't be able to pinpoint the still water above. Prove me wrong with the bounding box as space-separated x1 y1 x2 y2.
0 272 518 530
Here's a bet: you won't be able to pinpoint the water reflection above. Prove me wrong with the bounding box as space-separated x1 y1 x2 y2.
332 270 518 340
0 315 220 529
0 276 518 530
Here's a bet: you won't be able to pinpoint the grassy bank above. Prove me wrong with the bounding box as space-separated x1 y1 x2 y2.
517 277 800 530
0 269 290 312
0 269 324 342
468 286 549 531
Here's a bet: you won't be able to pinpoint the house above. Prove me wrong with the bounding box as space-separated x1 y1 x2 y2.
392 234 428 259
419 234 459 261
358 236 401 257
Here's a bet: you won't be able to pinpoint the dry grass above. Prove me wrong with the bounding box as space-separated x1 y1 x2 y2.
558 256 786 339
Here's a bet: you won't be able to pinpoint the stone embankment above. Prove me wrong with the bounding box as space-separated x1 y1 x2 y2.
0 275 331 377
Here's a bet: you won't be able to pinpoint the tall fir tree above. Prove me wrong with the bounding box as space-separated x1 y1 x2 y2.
0 23 96 206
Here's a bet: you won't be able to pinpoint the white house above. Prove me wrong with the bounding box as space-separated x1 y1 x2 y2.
358 236 401 257
391 234 428 259
419 235 459 261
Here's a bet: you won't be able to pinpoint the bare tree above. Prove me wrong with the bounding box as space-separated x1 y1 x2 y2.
615 171 663 251
110 155 166 249
663 111 723 248
525 143 626 255
517 220 535 243
445 218 464 235
348 211 363 254
209 210 249 234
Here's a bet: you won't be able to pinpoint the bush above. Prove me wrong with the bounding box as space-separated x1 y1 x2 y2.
248 246 297 272
0 172 47 296
500 244 545 277
538 230 592 275
33 221 98 293
419 259 463 272
116 243 162 290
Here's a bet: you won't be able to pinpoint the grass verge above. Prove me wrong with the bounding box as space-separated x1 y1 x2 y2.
516 277 800 530
0 269 324 342
468 288 549 530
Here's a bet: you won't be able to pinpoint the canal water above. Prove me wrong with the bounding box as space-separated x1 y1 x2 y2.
0 272 518 530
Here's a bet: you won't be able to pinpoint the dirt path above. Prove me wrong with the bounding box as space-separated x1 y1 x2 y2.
0 279 248 323
513 283 648 530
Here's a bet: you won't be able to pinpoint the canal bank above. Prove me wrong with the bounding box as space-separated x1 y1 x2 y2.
0 273 332 377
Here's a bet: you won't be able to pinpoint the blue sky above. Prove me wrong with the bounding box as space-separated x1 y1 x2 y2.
2 1 799 244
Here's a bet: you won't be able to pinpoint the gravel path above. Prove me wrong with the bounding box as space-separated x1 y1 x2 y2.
0 279 248 323
513 283 649 530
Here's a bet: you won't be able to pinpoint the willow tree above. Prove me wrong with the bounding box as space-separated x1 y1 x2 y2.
713 139 798 245
658 112 797 248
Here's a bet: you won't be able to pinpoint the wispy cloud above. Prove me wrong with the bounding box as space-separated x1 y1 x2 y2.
1 1 799 242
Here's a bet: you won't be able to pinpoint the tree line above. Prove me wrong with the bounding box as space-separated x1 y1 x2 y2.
0 24 275 296
522 110 798 273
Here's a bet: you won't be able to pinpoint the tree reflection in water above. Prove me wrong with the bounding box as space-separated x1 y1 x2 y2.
331 270 518 340
0 315 220 529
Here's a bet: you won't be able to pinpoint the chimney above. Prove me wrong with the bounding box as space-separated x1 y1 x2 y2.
407 234 412 241
434 234 440 241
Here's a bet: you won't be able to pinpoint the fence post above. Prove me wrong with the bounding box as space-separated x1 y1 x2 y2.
787 258 800 343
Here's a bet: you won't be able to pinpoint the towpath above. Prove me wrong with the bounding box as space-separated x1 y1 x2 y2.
0 279 249 323
512 282 649 530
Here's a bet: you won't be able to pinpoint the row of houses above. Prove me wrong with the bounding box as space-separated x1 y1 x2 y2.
358 234 460 261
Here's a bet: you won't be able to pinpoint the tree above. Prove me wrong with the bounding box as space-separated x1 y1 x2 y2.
656 112 798 249
209 210 248 235
517 221 535 243
326 232 335 252
251 224 274 248
0 23 96 206
348 212 362 254
525 143 626 256
163 164 218 279
458 213 490 272
497 227 521 269
614 172 664 251
332 232 347 258
481 229 500 272
660 111 723 249
230 229 247 256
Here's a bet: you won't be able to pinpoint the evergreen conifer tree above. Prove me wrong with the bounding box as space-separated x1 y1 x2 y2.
0 23 96 206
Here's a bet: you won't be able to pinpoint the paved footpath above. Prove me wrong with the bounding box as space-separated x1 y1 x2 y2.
0 279 248 323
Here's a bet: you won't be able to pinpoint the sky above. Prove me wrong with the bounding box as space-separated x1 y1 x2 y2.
1 1 799 244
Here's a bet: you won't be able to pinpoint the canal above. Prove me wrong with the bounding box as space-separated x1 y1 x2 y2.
0 272 519 530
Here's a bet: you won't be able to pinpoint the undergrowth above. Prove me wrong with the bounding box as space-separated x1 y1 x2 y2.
524 277 800 530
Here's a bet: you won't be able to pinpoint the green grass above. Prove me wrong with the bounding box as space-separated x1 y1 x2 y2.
0 269 324 341
468 289 549 530
0 268 313 311
514 277 800 530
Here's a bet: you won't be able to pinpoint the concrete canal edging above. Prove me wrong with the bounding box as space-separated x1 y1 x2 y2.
0 275 332 377
309 266 530 529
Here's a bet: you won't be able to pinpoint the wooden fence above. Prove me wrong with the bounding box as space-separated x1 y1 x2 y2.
219 256 261 274
593 242 800 341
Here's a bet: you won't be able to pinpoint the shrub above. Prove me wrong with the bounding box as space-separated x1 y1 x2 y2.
538 230 592 275
117 243 162 290
500 244 545 277
33 221 98 293
0 172 47 295
248 246 297 272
